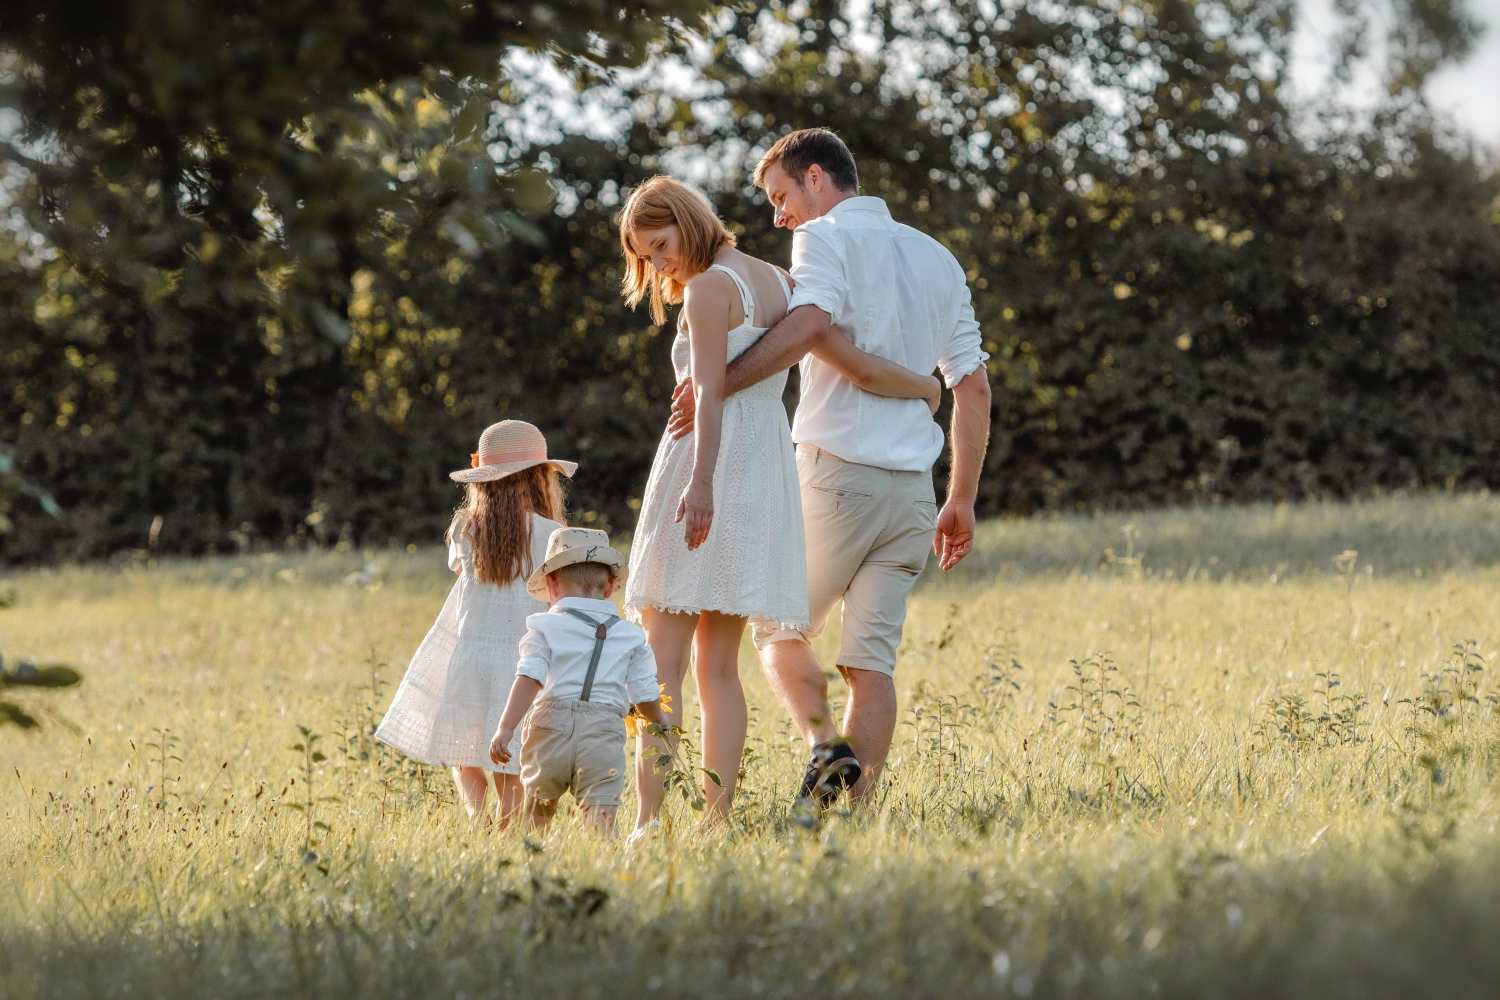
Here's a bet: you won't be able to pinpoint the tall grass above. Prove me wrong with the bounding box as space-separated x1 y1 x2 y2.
3 494 1498 998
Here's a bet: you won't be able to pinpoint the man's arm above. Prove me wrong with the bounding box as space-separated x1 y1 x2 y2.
934 367 991 570
669 225 847 438
667 305 830 438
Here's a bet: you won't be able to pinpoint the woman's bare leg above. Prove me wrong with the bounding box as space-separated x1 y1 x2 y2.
635 608 696 832
694 611 749 823
492 771 525 828
452 766 490 823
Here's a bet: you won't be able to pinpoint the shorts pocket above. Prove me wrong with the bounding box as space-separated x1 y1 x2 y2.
811 486 873 501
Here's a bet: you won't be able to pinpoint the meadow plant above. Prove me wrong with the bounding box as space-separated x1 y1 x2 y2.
2 495 1499 997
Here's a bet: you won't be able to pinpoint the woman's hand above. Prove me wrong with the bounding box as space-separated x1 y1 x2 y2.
675 478 714 550
923 374 942 415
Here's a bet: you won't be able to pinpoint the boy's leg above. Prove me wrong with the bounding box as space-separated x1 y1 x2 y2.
524 794 559 831
491 771 524 828
581 805 619 834
574 709 628 829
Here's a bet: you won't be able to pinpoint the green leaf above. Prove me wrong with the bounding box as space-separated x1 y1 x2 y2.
310 751 327 763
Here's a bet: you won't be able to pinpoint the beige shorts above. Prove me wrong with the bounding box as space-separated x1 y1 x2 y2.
753 444 936 676
520 699 628 808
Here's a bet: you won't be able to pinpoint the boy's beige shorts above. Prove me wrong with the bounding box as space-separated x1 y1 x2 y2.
753 444 937 676
520 698 628 808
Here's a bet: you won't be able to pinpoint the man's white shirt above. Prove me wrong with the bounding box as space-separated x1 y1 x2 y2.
784 195 989 472
515 596 659 716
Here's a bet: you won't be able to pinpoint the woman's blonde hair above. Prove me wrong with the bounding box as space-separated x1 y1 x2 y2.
447 464 565 586
619 176 736 325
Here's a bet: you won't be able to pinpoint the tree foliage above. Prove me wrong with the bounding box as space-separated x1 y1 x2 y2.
2 0 1498 562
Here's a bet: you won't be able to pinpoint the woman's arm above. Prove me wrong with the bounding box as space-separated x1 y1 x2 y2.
676 271 734 551
810 332 943 414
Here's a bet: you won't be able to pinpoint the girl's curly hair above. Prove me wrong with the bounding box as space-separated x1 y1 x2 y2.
447 465 565 585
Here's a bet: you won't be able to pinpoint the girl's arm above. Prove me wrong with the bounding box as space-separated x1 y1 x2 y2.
810 332 943 414
676 271 734 551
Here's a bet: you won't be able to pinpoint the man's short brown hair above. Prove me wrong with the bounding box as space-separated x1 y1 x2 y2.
753 128 859 193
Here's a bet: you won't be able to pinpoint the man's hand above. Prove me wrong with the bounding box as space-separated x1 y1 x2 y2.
934 500 975 570
488 726 516 766
667 378 696 439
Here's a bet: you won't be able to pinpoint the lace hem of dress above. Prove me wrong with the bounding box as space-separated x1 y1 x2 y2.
623 599 810 631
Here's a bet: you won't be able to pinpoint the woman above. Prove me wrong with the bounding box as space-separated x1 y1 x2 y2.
617 176 940 833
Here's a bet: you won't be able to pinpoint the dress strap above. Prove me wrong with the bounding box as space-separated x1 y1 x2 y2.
709 263 756 327
771 267 792 314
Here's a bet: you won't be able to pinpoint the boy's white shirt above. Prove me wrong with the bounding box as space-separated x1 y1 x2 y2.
514 596 659 716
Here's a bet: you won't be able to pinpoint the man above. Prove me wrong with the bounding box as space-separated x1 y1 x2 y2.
669 128 991 806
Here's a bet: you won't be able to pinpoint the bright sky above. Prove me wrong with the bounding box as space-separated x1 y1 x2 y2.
1289 0 1500 151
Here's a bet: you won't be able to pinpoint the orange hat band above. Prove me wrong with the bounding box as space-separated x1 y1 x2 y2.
470 448 549 469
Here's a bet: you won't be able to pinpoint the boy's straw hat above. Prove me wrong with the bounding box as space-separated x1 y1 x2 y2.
450 420 578 483
526 527 628 600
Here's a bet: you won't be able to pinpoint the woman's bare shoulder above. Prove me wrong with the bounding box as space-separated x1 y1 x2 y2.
683 266 736 299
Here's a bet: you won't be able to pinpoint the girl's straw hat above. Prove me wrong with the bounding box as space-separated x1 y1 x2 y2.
450 420 578 483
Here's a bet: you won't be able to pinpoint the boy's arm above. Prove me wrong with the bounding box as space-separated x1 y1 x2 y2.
632 699 667 728
489 675 543 765
490 626 549 764
623 638 665 723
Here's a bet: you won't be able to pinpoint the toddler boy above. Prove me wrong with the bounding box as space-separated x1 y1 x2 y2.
489 527 665 832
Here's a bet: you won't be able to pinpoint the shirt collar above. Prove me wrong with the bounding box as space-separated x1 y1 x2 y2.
824 195 891 220
551 595 621 618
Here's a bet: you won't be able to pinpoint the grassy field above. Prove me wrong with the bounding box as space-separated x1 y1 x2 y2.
3 493 1499 999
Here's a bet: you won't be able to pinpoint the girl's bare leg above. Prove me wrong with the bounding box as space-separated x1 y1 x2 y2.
492 771 525 828
453 766 491 822
694 611 749 823
635 609 696 832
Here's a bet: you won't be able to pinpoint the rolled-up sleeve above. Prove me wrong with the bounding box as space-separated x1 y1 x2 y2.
624 640 660 706
785 223 848 320
937 264 989 387
514 626 551 686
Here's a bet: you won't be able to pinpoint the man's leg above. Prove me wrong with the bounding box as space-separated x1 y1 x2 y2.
837 665 897 801
831 474 937 803
759 638 838 747
754 446 868 750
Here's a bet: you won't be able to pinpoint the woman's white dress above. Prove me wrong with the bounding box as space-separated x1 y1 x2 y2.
624 264 809 627
375 511 561 773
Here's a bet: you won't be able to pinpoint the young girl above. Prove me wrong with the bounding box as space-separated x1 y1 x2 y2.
617 176 940 834
375 419 573 825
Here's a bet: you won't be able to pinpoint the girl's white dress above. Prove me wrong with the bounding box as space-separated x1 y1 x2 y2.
625 264 809 627
376 511 562 773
